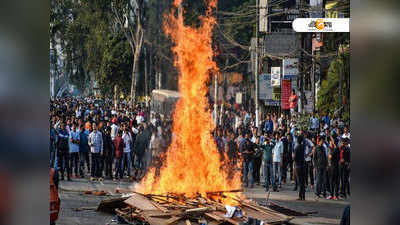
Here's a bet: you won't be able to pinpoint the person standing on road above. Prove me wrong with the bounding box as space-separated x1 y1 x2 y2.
304 132 315 190
313 134 328 198
79 124 90 177
113 130 124 180
339 138 351 198
327 135 340 200
89 123 103 180
262 136 273 192
272 132 283 191
103 127 114 180
57 122 70 181
50 122 57 168
286 134 294 184
122 124 133 178
69 123 80 179
280 132 289 184
293 134 306 200
239 133 255 188
110 118 119 141
252 133 263 185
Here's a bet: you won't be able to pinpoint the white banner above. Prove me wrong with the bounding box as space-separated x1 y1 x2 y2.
283 58 298 76
293 18 350 32
271 67 281 87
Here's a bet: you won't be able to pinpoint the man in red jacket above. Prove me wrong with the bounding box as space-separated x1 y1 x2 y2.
289 89 298 117
113 130 125 181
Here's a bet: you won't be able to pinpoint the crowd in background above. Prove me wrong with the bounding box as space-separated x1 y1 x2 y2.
50 96 350 201
50 98 172 182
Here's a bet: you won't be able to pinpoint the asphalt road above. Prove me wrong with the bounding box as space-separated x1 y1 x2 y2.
56 178 349 225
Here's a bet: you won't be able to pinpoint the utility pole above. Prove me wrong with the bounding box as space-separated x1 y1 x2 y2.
311 47 315 113
338 44 343 111
214 74 218 125
298 0 305 115
255 0 260 128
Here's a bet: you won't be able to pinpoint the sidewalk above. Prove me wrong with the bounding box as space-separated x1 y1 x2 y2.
59 179 349 225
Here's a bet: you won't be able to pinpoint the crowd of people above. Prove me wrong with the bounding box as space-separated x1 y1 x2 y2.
50 98 172 182
213 103 351 201
49 96 351 202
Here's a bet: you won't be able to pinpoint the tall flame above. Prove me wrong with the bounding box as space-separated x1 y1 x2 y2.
137 0 242 204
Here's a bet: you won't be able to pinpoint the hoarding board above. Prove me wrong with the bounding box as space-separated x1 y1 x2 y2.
271 67 281 87
283 58 298 76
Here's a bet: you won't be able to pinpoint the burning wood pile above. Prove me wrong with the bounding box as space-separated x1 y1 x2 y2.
109 191 292 225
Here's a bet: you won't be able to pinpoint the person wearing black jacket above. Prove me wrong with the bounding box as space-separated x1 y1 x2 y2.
313 134 328 198
57 122 70 181
286 134 294 184
281 132 290 184
103 127 115 179
327 135 340 200
340 138 351 198
293 135 306 200
240 133 255 188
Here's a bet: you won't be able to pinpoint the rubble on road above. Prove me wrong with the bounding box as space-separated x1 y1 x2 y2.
98 191 293 225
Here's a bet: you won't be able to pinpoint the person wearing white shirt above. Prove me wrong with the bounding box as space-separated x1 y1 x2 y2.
342 126 351 140
272 133 283 190
110 119 119 141
304 134 315 189
75 107 82 119
136 114 144 125
69 124 80 178
122 125 132 177
88 123 103 179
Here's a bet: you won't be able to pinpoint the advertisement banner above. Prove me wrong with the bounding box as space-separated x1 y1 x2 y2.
258 74 272 100
281 80 291 110
271 67 281 87
283 58 298 76
304 91 314 113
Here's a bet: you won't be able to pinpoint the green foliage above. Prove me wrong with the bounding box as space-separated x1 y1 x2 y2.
50 0 259 96
99 33 133 97
317 49 350 118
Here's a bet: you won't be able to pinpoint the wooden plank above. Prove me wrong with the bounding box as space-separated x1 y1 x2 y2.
206 189 243 195
124 193 158 210
185 207 211 214
151 200 169 213
148 211 183 218
165 216 182 225
97 197 129 213
205 212 224 221
142 210 176 225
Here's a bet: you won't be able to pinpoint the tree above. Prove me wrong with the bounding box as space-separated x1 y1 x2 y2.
98 33 133 99
317 47 350 120
111 0 145 108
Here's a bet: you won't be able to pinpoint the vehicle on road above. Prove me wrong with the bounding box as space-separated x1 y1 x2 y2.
151 89 180 120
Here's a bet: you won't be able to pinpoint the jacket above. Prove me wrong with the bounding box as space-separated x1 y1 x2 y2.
103 132 114 158
313 145 328 169
294 143 305 166
57 128 69 152
79 130 89 153
114 136 124 159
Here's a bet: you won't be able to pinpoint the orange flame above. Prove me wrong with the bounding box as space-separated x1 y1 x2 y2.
137 0 242 205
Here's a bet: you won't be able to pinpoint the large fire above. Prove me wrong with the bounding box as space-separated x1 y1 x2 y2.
137 0 242 205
